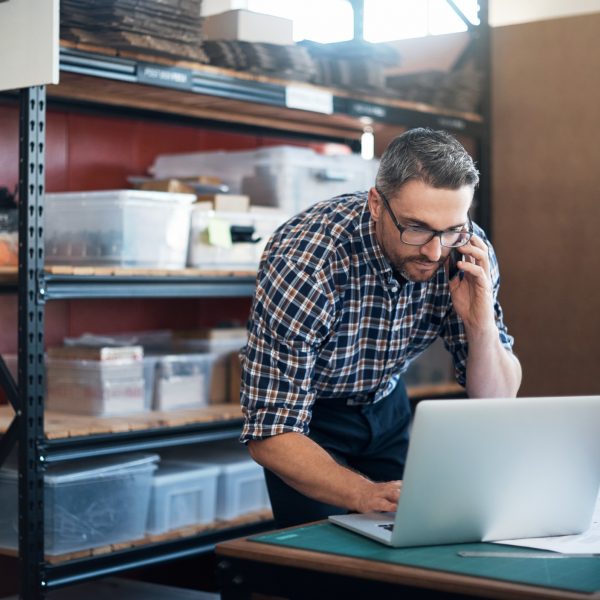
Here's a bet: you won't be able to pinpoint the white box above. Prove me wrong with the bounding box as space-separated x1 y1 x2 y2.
45 190 195 268
202 10 293 45
201 0 248 17
46 357 146 416
146 461 220 534
187 207 287 269
152 353 217 411
0 454 158 556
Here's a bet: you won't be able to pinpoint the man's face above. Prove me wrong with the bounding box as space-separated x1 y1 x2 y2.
368 180 474 283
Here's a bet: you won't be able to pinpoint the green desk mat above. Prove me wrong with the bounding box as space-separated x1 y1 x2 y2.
251 522 600 595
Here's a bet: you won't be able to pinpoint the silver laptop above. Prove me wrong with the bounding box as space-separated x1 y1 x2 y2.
329 396 600 547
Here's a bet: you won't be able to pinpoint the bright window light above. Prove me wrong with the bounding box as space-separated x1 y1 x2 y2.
364 0 428 42
247 0 354 43
247 0 480 45
428 0 480 36
365 0 479 42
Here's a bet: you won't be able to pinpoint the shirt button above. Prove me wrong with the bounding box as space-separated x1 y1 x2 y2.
390 286 398 293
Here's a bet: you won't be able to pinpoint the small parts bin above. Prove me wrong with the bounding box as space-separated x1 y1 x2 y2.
0 453 159 556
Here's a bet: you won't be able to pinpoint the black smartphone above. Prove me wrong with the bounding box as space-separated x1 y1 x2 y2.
448 248 462 281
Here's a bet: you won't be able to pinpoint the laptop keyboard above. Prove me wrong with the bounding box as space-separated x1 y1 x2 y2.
378 523 394 532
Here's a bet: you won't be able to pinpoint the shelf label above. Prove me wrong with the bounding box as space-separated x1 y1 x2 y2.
437 117 467 131
348 101 387 120
285 85 333 115
137 63 193 91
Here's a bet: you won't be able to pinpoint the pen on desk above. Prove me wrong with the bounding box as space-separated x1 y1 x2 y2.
458 551 600 559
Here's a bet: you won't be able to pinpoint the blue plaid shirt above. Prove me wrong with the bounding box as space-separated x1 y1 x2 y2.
240 191 514 442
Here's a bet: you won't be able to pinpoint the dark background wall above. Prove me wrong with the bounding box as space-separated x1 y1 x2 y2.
491 13 600 395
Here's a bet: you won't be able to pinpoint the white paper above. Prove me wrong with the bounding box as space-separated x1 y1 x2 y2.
285 85 333 115
0 0 60 92
494 491 600 554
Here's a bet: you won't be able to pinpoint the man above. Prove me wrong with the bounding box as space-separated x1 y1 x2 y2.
240 128 522 528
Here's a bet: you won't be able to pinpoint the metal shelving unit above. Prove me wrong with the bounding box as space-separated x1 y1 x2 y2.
41 273 258 300
0 2 490 597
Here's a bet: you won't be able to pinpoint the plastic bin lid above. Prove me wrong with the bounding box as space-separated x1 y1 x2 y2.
45 189 196 205
43 453 160 485
201 449 261 471
153 460 221 484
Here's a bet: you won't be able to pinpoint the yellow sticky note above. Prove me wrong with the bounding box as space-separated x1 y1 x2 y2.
208 218 232 249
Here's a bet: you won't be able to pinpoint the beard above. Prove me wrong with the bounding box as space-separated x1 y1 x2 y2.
395 256 445 282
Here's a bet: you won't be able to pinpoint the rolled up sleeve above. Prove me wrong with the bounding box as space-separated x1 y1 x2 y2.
240 255 333 442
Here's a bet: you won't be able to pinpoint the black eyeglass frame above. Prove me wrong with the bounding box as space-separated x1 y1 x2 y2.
375 187 474 248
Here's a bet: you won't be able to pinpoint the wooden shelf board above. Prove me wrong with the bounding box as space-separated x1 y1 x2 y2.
44 265 257 277
59 39 483 124
0 266 17 283
53 41 482 140
0 383 462 441
0 404 244 440
408 381 465 400
0 509 273 564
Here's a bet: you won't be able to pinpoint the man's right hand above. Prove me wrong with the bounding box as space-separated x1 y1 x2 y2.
248 432 402 513
354 479 402 513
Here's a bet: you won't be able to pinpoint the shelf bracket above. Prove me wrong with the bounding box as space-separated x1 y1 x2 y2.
0 353 19 413
17 84 47 600
0 415 19 468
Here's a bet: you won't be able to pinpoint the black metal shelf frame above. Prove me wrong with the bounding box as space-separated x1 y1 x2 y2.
44 519 275 591
41 418 245 464
40 273 257 300
0 3 491 596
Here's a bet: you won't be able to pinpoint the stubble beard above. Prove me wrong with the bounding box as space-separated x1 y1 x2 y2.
396 256 445 283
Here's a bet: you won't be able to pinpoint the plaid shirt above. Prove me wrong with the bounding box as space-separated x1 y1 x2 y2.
240 191 514 442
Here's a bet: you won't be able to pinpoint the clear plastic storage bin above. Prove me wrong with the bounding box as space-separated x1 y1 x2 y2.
146 461 220 534
213 451 270 520
151 146 379 214
46 357 146 416
172 333 247 404
152 353 217 411
160 441 270 520
0 454 159 556
44 190 195 268
187 207 287 269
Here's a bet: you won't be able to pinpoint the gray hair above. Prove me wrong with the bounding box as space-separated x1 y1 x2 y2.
375 128 479 198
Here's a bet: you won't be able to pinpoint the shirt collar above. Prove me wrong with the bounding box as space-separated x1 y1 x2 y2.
357 195 400 288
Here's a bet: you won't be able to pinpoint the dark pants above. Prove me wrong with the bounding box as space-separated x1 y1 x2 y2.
264 381 412 528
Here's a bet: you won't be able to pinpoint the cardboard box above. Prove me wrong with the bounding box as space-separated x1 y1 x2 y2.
229 350 242 404
202 10 294 46
201 0 249 17
196 193 250 212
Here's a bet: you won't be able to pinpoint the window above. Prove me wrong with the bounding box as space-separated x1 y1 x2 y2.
364 0 480 42
247 0 354 43
246 0 479 44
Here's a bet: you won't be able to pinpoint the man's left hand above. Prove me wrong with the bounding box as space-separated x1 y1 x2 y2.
448 234 496 333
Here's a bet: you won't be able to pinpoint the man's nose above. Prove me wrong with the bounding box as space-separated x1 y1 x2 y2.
420 235 443 261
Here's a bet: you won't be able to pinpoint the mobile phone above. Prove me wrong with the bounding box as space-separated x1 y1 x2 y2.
448 249 463 281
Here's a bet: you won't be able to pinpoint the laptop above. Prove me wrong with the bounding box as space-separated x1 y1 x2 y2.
329 395 600 547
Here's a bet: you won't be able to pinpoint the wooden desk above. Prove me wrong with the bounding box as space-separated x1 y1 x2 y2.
216 532 600 600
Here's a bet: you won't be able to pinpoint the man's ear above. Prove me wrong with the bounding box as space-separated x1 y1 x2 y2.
367 187 382 221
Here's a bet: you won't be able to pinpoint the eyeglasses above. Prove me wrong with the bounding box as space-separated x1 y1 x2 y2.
376 187 473 248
